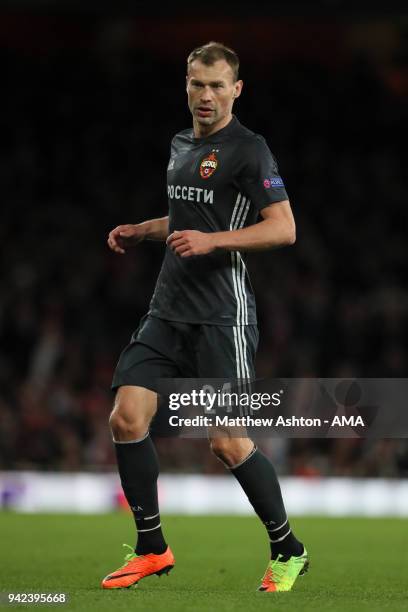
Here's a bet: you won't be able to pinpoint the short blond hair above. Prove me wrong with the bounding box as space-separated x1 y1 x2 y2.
187 41 239 82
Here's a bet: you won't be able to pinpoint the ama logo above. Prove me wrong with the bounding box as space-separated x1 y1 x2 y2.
200 151 218 179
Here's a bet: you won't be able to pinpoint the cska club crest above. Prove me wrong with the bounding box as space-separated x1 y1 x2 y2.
199 151 218 179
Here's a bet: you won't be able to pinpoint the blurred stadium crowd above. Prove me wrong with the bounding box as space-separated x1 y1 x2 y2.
0 17 407 476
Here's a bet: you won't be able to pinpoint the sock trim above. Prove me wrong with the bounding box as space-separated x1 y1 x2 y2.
138 522 161 533
267 518 288 532
269 528 291 544
145 512 160 520
227 444 257 470
113 431 149 444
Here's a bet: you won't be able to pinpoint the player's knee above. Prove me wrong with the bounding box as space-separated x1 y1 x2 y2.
210 437 254 468
210 437 234 465
109 401 150 441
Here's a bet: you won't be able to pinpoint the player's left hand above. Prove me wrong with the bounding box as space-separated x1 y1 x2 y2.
166 230 217 257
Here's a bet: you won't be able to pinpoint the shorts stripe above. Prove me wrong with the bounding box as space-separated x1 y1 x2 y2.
232 326 242 379
239 324 251 380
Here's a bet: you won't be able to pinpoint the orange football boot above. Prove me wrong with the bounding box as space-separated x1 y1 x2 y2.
101 544 175 589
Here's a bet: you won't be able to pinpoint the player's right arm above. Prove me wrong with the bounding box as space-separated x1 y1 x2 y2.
107 216 169 254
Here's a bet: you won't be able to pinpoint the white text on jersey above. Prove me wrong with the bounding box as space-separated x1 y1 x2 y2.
168 184 214 204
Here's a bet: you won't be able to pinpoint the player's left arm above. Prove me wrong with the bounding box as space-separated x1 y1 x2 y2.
213 199 295 252
167 200 295 257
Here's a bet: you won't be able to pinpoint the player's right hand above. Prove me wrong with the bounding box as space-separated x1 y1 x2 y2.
107 224 145 254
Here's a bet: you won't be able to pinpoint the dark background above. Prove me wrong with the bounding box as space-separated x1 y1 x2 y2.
0 3 407 476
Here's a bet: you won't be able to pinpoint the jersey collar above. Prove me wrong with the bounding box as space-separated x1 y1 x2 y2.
191 115 240 144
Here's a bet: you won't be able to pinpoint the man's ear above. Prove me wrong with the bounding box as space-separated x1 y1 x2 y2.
233 79 243 99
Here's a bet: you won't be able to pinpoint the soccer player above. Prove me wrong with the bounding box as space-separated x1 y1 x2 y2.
102 41 308 593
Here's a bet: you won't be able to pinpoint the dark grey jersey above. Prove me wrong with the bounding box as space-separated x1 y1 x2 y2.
148 115 288 326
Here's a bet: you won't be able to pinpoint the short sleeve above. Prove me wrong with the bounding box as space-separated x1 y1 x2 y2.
239 136 288 210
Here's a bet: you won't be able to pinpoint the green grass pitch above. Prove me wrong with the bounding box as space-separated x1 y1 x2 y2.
0 513 407 611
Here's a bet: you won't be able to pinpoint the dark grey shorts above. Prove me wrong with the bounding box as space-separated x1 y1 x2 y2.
111 314 259 393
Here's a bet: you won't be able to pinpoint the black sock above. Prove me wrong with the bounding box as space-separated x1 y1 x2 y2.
114 433 167 555
230 446 303 560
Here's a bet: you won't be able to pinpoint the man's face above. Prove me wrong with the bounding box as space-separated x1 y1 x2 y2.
186 59 243 129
